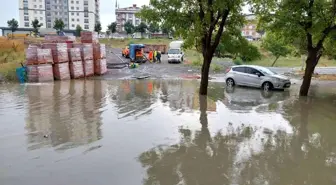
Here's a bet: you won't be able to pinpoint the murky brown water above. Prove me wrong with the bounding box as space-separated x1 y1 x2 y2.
1 80 336 185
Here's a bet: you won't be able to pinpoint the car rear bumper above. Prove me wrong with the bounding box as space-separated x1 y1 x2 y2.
168 59 182 63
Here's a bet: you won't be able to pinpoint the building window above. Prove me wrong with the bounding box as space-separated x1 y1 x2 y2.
24 9 28 15
77 13 79 16
39 5 42 8
76 7 79 10
24 16 29 21
34 10 37 13
46 5 50 10
40 17 43 20
34 5 37 8
77 18 79 21
84 7 88 11
72 24 75 27
47 23 51 28
84 0 88 5
84 25 89 29
65 18 68 21
24 22 29 27
76 1 79 4
71 12 74 15
47 18 51 22
84 12 88 17
84 19 89 23
71 7 74 10
71 0 74 3
64 12 67 15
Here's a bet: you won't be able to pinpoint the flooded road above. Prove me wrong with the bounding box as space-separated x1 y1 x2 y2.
1 80 336 185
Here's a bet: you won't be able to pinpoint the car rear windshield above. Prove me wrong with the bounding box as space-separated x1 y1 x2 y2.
168 49 180 54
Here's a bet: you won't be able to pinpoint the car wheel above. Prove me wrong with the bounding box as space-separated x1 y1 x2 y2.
226 78 235 87
262 82 273 91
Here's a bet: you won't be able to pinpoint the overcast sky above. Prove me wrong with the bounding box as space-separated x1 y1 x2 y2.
0 0 149 31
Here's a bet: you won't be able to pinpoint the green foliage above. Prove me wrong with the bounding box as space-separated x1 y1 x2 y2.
31 19 43 34
105 30 111 37
211 64 222 72
138 0 246 52
148 23 160 33
53 19 65 33
107 22 117 34
94 21 102 34
124 21 135 35
233 57 243 65
240 43 261 62
7 18 18 35
251 0 336 61
261 32 291 66
75 25 82 37
135 22 148 34
215 29 261 61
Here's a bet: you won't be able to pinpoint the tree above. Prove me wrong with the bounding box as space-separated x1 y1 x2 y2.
53 19 65 34
215 29 261 61
262 32 291 66
31 19 43 34
107 22 117 36
124 21 135 36
139 0 246 95
94 21 102 34
75 25 82 37
106 30 111 38
7 18 18 39
251 0 336 96
148 23 160 33
135 22 148 38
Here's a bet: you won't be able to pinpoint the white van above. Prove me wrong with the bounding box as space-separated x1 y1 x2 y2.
168 41 184 63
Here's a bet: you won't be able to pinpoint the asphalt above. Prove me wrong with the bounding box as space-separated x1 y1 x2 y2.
100 47 336 81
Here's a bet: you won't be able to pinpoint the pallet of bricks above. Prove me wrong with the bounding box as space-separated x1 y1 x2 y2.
81 31 107 75
25 31 106 82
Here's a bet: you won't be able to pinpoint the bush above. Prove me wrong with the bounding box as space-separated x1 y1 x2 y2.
211 64 222 72
240 43 261 62
233 58 243 65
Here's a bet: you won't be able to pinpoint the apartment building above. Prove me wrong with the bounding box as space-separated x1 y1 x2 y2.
241 14 262 40
115 3 142 33
19 0 100 31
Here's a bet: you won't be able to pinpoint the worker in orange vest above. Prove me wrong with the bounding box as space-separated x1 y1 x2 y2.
148 50 153 63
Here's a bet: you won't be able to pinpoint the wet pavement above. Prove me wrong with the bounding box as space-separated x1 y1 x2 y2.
1 79 336 185
104 47 336 81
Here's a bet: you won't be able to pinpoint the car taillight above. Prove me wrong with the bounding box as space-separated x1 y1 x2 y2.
225 67 231 73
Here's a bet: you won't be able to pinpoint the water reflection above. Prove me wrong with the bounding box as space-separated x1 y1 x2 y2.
25 80 105 151
1 79 336 185
138 87 336 185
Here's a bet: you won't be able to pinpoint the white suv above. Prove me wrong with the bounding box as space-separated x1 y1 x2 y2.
224 65 291 90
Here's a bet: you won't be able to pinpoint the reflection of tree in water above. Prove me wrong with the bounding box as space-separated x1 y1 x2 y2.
25 80 104 151
138 95 336 185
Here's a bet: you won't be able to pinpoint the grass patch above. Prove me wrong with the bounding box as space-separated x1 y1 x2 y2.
248 56 336 67
0 37 26 81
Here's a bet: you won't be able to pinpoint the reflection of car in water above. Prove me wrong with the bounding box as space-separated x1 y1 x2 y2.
223 86 290 111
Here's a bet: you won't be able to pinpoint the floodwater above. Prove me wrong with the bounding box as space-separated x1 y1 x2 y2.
1 79 336 185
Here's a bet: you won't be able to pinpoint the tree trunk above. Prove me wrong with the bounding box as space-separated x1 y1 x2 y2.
199 56 211 95
299 51 318 96
271 56 279 67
